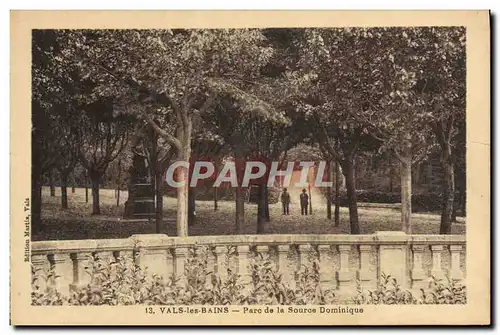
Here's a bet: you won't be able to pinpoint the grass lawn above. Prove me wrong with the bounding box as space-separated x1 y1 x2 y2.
33 187 466 241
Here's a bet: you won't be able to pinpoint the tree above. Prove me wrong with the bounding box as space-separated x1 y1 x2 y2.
288 27 464 234
53 112 79 210
58 29 273 237
188 135 226 226
280 28 394 234
32 29 81 231
204 95 254 233
354 27 465 234
413 28 466 234
76 98 132 214
245 116 293 233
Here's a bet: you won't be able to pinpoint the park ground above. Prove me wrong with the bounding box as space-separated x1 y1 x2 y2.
33 187 466 241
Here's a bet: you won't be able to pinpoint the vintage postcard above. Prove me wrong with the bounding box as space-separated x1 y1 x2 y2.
10 10 490 326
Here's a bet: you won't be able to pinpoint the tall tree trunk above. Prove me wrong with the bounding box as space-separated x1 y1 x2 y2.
235 186 245 234
49 170 55 197
400 158 412 234
389 171 394 192
174 121 192 237
84 172 89 203
32 173 43 234
264 184 270 222
256 183 266 234
334 159 340 227
155 170 164 233
342 159 360 234
60 173 68 210
71 185 75 194
91 176 101 215
176 160 189 237
326 160 332 220
213 187 218 211
439 145 455 234
188 187 196 226
117 188 120 207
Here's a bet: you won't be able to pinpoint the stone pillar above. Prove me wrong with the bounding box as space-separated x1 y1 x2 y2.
277 245 294 289
206 247 216 288
297 244 311 270
49 253 72 295
430 245 445 279
411 245 428 288
31 254 50 292
132 234 172 282
214 246 228 281
317 244 334 290
173 247 189 286
449 245 464 281
358 245 375 289
145 249 170 282
70 252 93 290
337 245 353 289
376 231 409 288
237 245 252 288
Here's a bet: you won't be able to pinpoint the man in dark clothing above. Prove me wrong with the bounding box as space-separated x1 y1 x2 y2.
300 189 309 215
281 188 291 215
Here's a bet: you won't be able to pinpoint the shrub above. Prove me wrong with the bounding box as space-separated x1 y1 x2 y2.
354 273 467 305
294 260 335 305
420 276 467 304
31 264 66 306
245 253 295 304
327 190 456 213
32 254 465 306
353 273 417 305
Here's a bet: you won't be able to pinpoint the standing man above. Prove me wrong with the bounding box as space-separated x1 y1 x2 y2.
281 188 291 215
300 189 309 215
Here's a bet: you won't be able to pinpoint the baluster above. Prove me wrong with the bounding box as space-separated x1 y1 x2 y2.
214 246 228 281
31 254 50 292
237 245 251 287
95 250 114 263
116 250 134 262
205 246 215 288
411 245 427 288
337 245 353 289
70 252 93 289
297 244 311 269
255 245 269 260
317 244 334 290
430 245 445 279
277 245 293 287
449 245 464 281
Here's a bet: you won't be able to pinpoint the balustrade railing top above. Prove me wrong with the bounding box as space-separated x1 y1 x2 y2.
32 232 465 253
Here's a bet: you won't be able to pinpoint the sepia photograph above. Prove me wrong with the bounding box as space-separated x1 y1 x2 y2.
10 10 490 326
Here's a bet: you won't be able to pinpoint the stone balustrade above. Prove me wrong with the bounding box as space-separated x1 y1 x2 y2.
31 231 466 296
